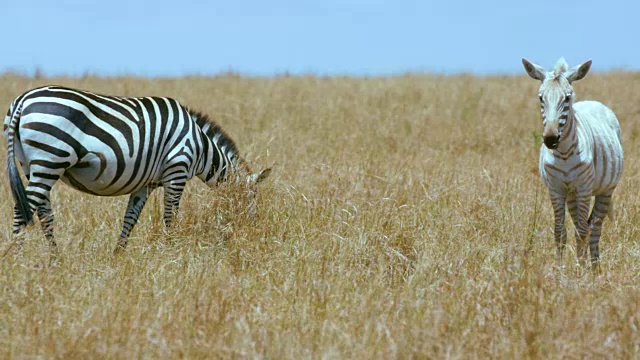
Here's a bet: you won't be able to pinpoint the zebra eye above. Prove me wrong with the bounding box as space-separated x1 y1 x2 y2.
538 93 543 102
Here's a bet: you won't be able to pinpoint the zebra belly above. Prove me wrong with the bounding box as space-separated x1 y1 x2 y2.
61 153 122 196
60 152 163 196
591 143 623 195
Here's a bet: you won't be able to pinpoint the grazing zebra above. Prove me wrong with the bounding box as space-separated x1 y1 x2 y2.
3 85 271 255
522 58 623 269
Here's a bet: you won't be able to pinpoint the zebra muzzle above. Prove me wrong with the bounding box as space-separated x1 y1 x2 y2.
543 135 560 149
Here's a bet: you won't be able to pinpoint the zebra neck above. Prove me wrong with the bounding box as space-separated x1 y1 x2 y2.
202 132 251 184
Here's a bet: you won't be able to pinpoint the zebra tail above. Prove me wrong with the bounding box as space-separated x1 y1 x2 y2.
6 105 32 225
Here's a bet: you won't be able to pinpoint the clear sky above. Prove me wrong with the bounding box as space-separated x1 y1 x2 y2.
1 0 636 77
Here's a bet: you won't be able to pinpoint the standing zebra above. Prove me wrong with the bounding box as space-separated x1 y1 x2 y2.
522 58 623 269
4 85 270 255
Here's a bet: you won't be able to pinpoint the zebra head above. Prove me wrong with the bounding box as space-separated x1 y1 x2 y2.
522 57 592 149
239 167 272 217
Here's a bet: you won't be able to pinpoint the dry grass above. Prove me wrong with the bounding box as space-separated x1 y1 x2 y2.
1 71 640 359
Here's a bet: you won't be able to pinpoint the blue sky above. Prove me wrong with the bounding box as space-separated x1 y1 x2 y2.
1 0 636 77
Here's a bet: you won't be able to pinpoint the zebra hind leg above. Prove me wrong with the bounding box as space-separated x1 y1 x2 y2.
36 205 57 262
114 186 153 253
26 172 62 262
12 204 29 251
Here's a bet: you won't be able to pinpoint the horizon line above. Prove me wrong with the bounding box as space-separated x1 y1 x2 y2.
2 66 638 80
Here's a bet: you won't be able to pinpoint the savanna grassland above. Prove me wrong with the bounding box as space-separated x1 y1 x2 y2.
1 71 640 359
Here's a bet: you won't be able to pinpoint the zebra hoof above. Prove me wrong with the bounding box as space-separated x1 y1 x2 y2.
48 252 60 267
113 244 127 255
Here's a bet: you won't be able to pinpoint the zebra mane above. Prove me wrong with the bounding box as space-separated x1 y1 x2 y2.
553 57 569 80
189 110 251 173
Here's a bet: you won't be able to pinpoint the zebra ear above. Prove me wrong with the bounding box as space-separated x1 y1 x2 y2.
522 58 546 81
565 60 592 83
247 168 271 184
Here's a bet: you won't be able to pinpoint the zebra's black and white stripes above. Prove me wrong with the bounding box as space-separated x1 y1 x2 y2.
522 58 623 269
3 85 270 254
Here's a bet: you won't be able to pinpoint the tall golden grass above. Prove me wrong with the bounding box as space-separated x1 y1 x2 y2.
1 71 640 358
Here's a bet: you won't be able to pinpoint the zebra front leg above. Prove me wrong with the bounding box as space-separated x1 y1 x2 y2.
588 190 614 271
549 192 567 263
573 188 593 266
566 195 580 259
162 180 186 228
115 186 153 253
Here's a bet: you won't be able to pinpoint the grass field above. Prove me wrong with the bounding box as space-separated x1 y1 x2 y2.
1 71 640 358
